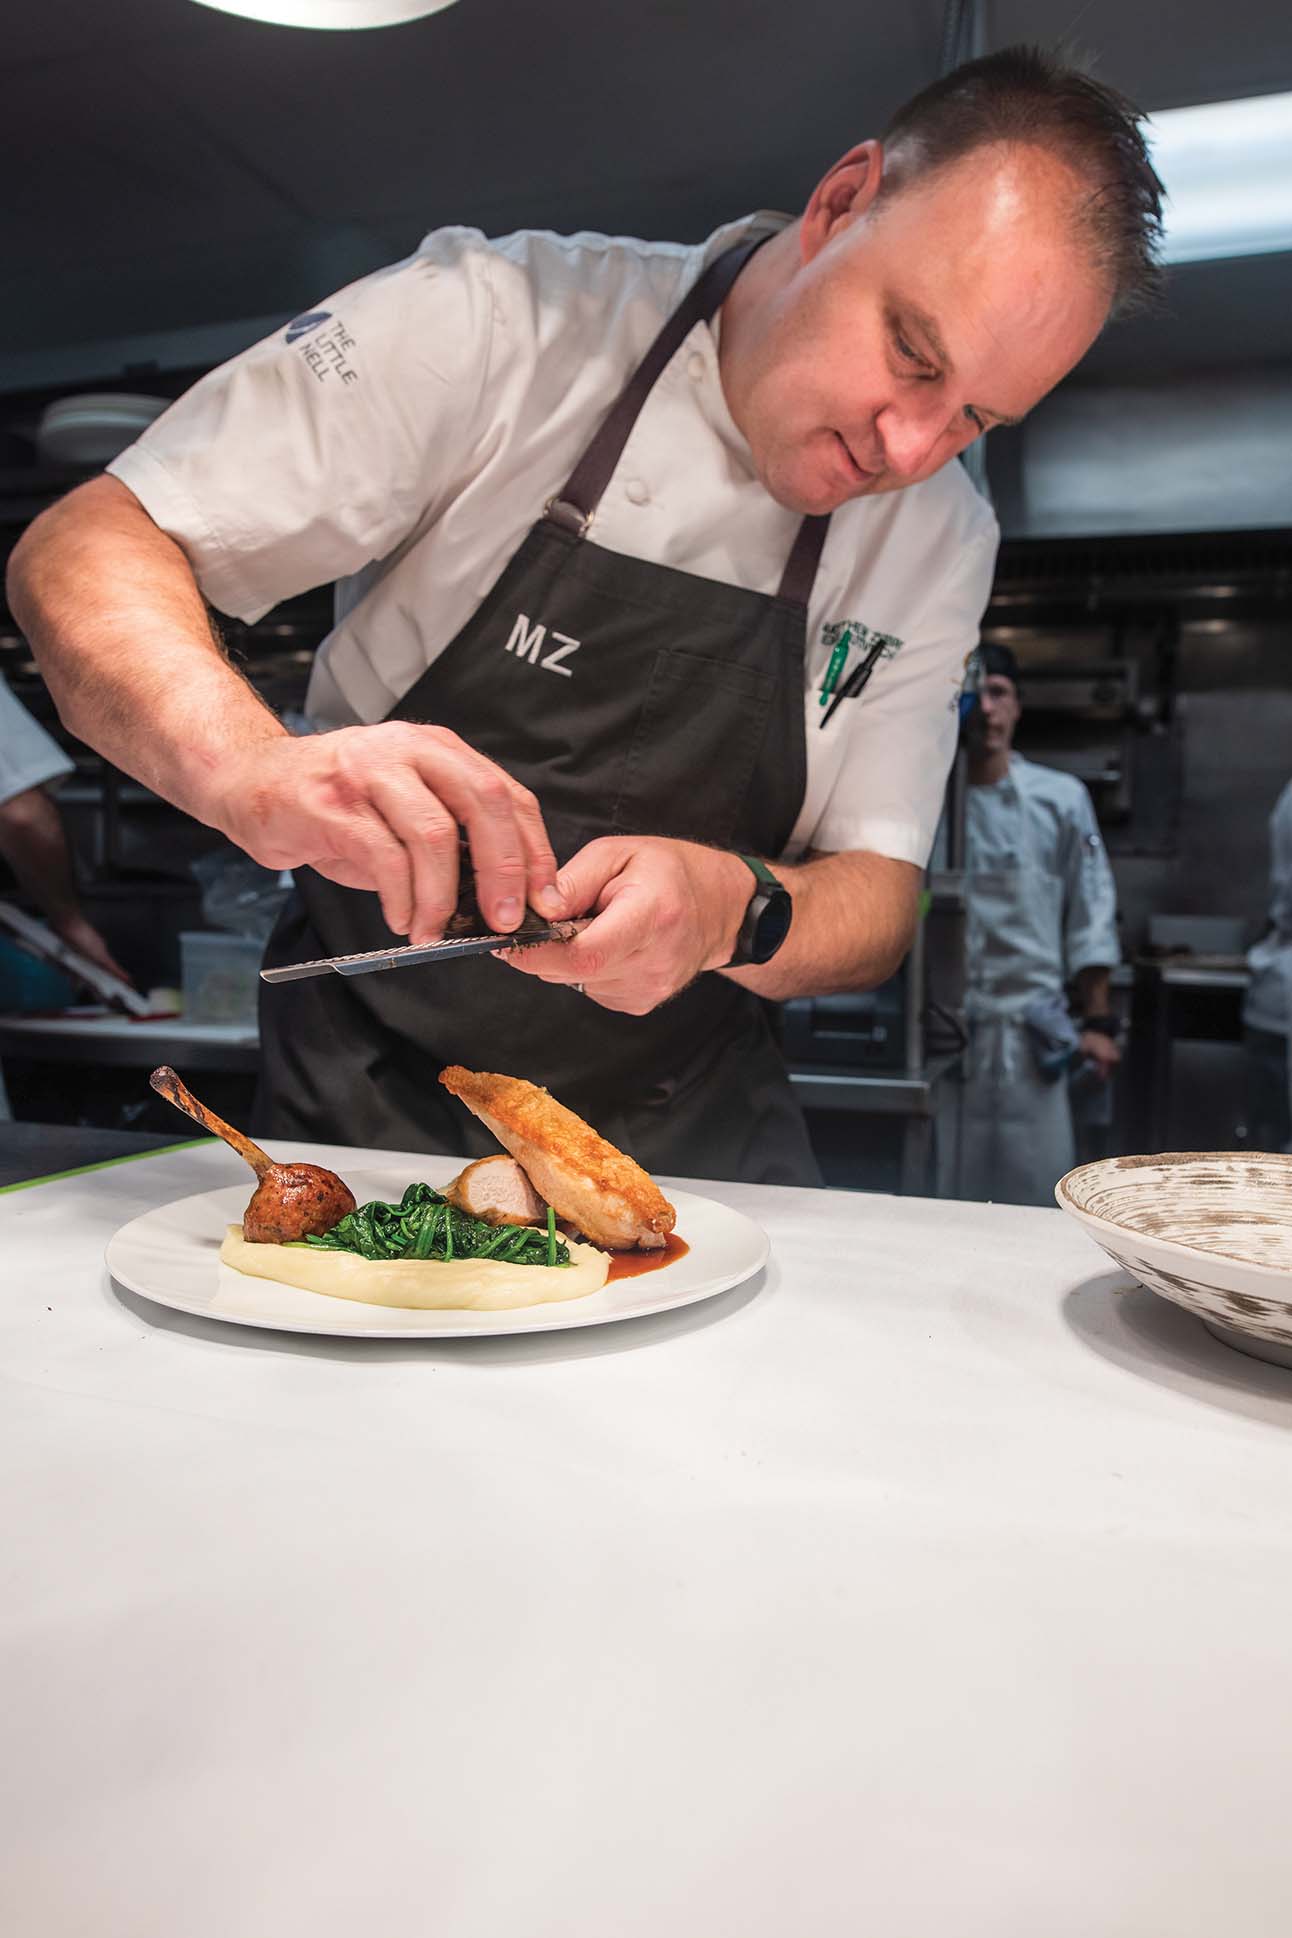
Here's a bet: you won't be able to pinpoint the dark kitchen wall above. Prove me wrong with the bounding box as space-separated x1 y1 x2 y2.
4 0 1292 396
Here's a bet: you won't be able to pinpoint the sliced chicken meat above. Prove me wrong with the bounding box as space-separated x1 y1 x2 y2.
439 1066 676 1251
443 1154 549 1228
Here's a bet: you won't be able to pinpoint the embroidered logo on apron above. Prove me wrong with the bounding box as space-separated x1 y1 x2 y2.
820 619 903 660
504 611 581 678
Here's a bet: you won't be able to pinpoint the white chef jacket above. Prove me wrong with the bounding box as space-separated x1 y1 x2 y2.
965 755 1120 1019
1244 779 1292 1037
107 213 999 867
0 676 73 810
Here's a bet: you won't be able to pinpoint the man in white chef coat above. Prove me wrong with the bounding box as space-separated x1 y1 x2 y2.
1243 778 1292 1153
6 48 1165 1180
958 644 1121 1205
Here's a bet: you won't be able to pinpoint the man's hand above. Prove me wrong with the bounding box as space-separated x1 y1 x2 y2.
497 837 751 1014
1078 1029 1122 1081
209 724 560 945
500 839 920 1014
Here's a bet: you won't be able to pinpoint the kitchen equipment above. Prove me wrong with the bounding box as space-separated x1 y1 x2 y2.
1056 1151 1292 1367
35 394 167 466
181 929 263 1021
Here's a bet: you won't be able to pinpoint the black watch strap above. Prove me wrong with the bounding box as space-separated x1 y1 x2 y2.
723 854 793 968
740 855 782 895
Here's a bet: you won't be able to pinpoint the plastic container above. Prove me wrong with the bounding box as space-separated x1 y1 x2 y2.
180 931 263 1026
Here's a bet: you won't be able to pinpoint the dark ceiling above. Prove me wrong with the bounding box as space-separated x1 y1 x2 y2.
4 0 1292 397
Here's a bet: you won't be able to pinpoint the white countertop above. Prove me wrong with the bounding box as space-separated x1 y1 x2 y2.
4 1141 1292 1936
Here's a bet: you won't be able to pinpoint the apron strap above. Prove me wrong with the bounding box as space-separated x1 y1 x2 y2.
548 237 831 612
776 510 830 606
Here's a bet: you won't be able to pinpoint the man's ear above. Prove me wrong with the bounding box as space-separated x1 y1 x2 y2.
800 140 884 262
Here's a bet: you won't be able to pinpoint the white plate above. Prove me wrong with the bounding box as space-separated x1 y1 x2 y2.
105 1169 768 1338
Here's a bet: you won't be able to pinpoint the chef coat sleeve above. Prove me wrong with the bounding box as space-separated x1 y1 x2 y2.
0 677 73 809
105 231 496 624
1059 782 1119 979
809 521 998 865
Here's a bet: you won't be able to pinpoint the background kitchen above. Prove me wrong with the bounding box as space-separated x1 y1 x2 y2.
1 0 1289 1194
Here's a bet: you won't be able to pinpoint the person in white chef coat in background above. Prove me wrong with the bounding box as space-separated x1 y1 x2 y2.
0 675 132 1116
958 644 1121 1206
1242 778 1292 1153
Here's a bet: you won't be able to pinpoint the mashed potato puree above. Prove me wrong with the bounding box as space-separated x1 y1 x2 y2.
219 1225 609 1310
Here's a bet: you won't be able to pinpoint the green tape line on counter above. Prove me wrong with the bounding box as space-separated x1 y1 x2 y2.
0 1137 209 1196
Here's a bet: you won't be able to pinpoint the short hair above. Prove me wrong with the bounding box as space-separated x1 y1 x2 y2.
880 45 1165 316
978 642 1021 690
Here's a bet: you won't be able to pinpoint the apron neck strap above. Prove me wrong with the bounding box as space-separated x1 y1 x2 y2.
548 236 831 612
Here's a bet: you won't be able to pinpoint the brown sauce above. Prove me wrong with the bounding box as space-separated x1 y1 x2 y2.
605 1232 690 1280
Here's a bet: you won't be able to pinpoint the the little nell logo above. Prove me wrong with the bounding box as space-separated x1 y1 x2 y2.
285 310 331 345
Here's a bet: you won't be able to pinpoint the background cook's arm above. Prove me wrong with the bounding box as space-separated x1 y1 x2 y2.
1061 786 1122 1078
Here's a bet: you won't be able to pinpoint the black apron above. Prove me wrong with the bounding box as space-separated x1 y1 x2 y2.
258 240 829 1185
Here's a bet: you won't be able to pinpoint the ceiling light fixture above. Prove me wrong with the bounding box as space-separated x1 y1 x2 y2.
1147 91 1292 264
190 0 459 28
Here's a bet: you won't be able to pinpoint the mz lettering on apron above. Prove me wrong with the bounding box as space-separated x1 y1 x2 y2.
258 238 833 1186
504 612 581 677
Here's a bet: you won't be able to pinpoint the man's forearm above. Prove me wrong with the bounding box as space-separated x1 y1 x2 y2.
6 475 286 833
720 849 922 1001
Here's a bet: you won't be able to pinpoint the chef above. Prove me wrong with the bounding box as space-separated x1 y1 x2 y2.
1243 779 1292 1153
7 48 1163 1183
959 644 1122 1205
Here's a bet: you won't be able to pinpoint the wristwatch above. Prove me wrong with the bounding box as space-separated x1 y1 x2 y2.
724 855 794 967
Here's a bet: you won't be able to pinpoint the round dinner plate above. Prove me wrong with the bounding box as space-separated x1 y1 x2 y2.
105 1170 769 1339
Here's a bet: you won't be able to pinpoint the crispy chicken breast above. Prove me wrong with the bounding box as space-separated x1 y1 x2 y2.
439 1067 676 1251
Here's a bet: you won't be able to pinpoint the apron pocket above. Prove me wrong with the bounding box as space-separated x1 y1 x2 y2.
611 649 775 848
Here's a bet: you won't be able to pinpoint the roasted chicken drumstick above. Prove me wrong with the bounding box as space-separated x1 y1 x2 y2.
149 1065 356 1243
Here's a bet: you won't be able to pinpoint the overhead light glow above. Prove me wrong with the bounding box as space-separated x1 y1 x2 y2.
190 0 458 28
1147 91 1292 264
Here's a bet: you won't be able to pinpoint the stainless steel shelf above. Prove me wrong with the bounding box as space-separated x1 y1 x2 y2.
789 1054 962 1117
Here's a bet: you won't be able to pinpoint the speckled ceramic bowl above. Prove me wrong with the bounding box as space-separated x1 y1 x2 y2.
1056 1153 1292 1367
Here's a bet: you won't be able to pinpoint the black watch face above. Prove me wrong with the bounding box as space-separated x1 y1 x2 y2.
751 888 793 964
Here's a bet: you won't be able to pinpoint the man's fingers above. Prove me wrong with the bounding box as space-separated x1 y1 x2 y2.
316 811 415 938
410 745 547 932
499 898 645 985
366 771 460 944
540 837 632 920
508 782 561 918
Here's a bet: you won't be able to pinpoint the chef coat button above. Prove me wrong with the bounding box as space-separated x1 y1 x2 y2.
686 352 706 381
624 479 650 506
